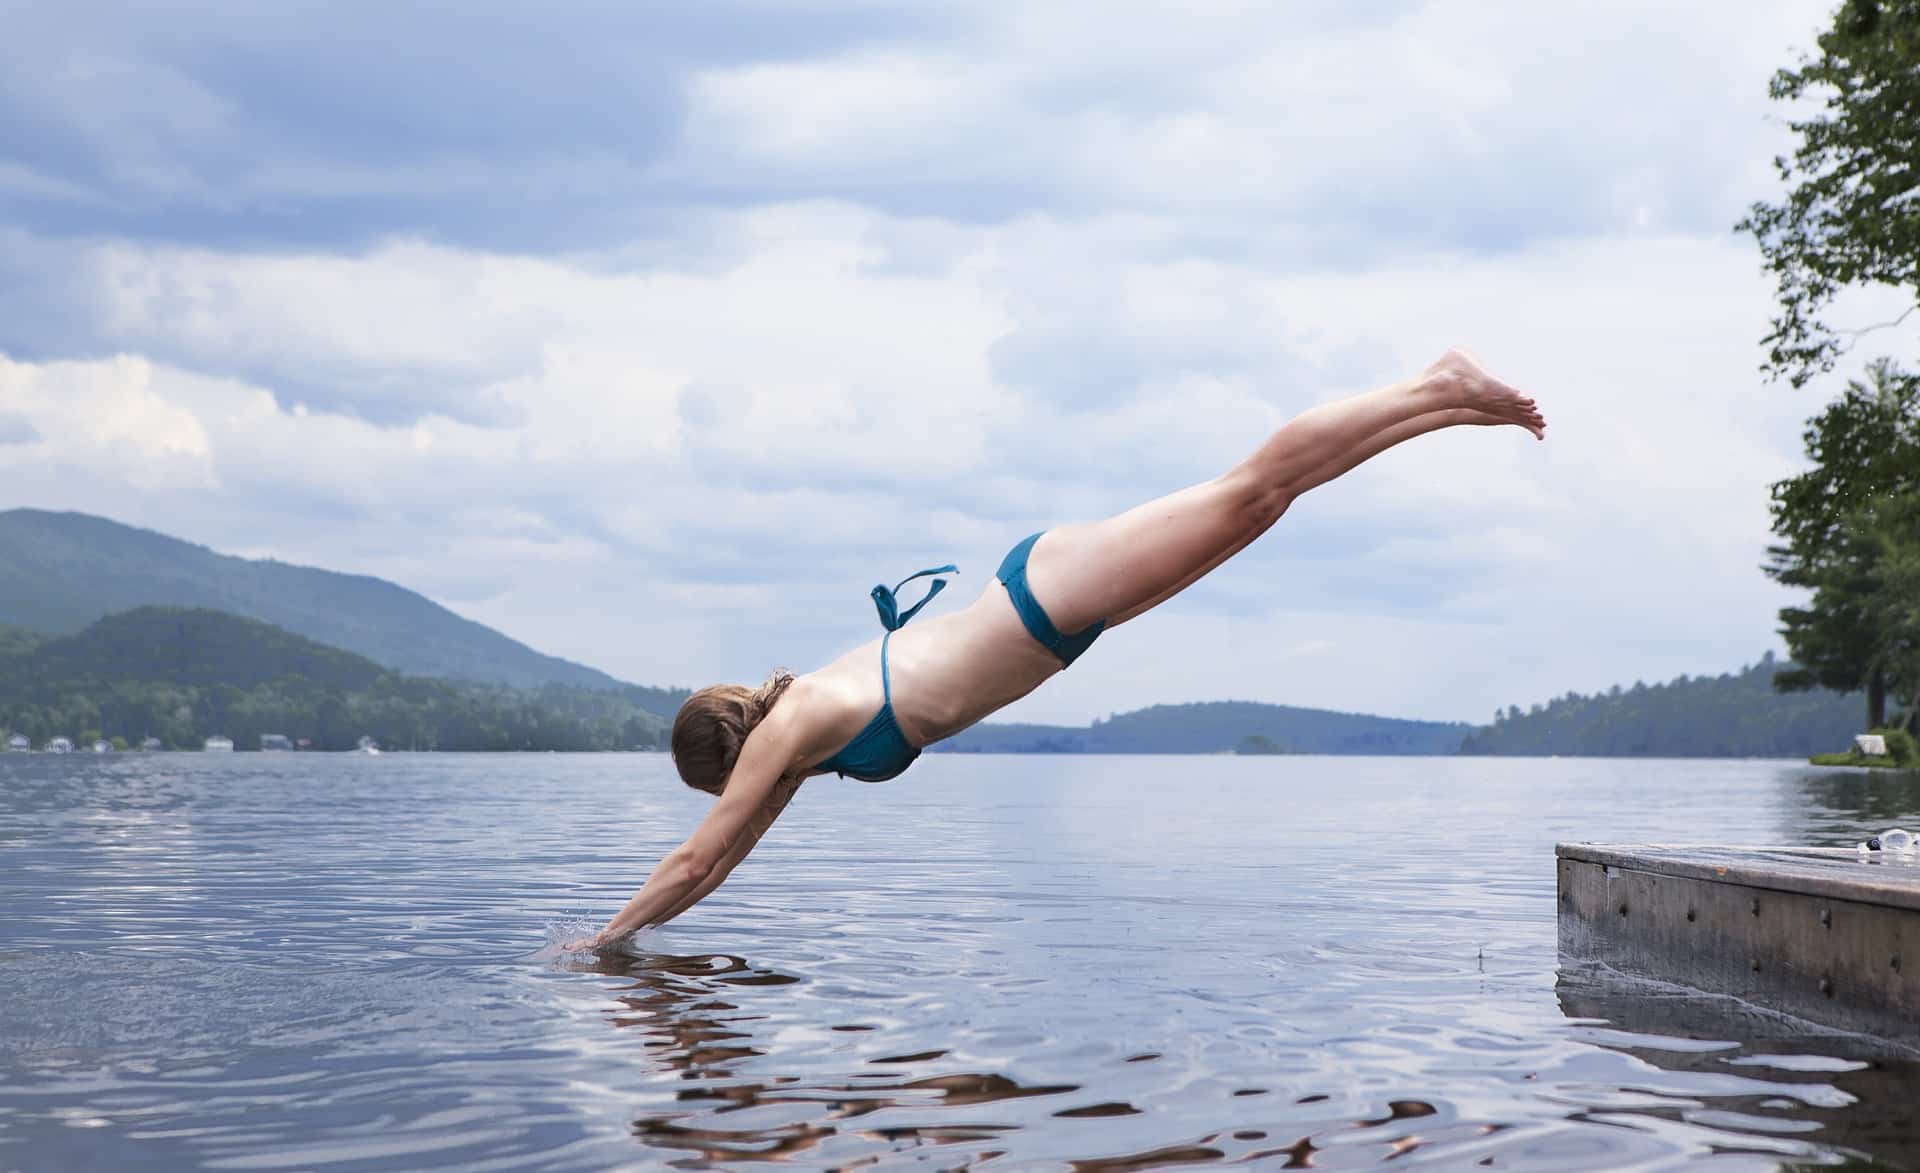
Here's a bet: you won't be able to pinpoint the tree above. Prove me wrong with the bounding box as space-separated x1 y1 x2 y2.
1738 0 1920 387
1766 360 1920 725
1862 491 1920 730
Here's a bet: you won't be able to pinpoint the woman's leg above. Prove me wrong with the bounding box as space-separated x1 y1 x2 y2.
1023 350 1543 632
1104 404 1533 623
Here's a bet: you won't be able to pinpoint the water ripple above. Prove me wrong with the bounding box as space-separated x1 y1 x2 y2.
2 753 1918 1168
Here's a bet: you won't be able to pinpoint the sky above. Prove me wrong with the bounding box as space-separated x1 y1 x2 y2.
0 0 1905 726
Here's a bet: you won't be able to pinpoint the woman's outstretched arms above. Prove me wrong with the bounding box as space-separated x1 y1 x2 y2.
573 704 806 949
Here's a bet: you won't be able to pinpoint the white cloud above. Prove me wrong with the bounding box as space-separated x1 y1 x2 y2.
0 355 215 490
0 209 1830 721
0 0 1860 724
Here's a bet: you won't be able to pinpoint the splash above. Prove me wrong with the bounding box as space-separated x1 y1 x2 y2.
537 916 654 962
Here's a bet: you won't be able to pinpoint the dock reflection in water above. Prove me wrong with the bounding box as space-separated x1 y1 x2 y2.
1555 962 1920 1171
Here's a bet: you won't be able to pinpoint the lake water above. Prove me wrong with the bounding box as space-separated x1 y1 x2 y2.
3 753 1919 1171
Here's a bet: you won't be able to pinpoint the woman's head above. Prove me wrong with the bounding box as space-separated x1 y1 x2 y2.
671 670 794 795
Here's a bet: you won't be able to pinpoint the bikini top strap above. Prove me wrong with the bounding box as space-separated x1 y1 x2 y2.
881 631 894 705
869 564 959 632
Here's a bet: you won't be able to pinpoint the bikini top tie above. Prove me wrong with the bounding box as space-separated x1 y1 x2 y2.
869 564 959 631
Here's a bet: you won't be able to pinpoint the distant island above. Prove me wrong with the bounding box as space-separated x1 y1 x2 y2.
935 701 1471 756
0 509 1873 758
933 653 1860 760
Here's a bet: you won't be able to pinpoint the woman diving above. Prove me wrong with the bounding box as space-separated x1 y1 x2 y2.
572 348 1545 950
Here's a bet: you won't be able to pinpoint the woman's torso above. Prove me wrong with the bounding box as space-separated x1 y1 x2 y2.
796 582 1061 776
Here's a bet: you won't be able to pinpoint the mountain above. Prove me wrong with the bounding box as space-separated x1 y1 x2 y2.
4 607 384 692
934 700 1472 756
1457 652 1863 757
0 509 643 693
0 607 671 752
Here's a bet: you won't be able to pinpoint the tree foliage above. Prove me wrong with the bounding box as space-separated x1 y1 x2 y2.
1738 0 1920 386
1764 360 1920 727
1457 653 1860 757
1861 490 1920 724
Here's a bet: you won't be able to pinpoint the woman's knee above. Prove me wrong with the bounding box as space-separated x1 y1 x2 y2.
1219 468 1292 529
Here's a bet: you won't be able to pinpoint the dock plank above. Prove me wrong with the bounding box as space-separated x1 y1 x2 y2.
1558 843 1920 911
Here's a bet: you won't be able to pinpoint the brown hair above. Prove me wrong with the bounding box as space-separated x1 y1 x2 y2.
671 670 795 795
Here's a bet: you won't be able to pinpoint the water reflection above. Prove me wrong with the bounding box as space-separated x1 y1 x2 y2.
569 948 1066 1164
1779 765 1920 846
1556 963 1920 1169
574 948 1498 1169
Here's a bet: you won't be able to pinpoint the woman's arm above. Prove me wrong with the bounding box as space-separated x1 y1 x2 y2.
577 703 803 948
651 775 803 926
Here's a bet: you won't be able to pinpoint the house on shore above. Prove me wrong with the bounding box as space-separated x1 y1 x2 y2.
260 734 294 752
204 736 234 752
6 734 28 752
47 737 73 754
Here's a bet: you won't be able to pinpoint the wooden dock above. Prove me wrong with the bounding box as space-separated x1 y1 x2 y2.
1557 843 1920 1043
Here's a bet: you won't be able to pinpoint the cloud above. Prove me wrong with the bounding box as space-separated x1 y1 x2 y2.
0 410 37 445
0 1 1836 257
0 1 942 249
0 207 1826 721
0 0 1852 723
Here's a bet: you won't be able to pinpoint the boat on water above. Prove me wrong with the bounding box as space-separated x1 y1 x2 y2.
6 734 28 752
204 736 234 752
356 735 381 756
140 737 163 752
91 740 110 754
46 737 73 754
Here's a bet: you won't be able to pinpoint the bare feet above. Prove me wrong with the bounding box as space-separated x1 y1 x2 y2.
1425 349 1546 439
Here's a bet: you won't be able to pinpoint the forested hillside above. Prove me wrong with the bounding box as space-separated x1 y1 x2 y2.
0 608 670 752
1457 652 1860 757
0 509 659 693
935 700 1472 756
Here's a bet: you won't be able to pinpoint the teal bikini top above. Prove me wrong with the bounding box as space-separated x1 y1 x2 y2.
813 564 957 783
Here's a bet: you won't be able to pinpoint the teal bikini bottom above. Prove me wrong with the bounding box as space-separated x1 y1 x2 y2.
814 534 1104 782
996 531 1105 668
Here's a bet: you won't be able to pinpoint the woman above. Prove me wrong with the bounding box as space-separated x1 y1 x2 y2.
573 349 1544 950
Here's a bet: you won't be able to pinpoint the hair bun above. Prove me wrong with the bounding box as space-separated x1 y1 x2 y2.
748 669 795 722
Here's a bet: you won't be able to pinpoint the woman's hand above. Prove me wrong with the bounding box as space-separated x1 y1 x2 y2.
562 930 609 953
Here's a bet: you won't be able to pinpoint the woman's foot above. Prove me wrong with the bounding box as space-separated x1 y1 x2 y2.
1425 349 1546 439
1452 406 1546 440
